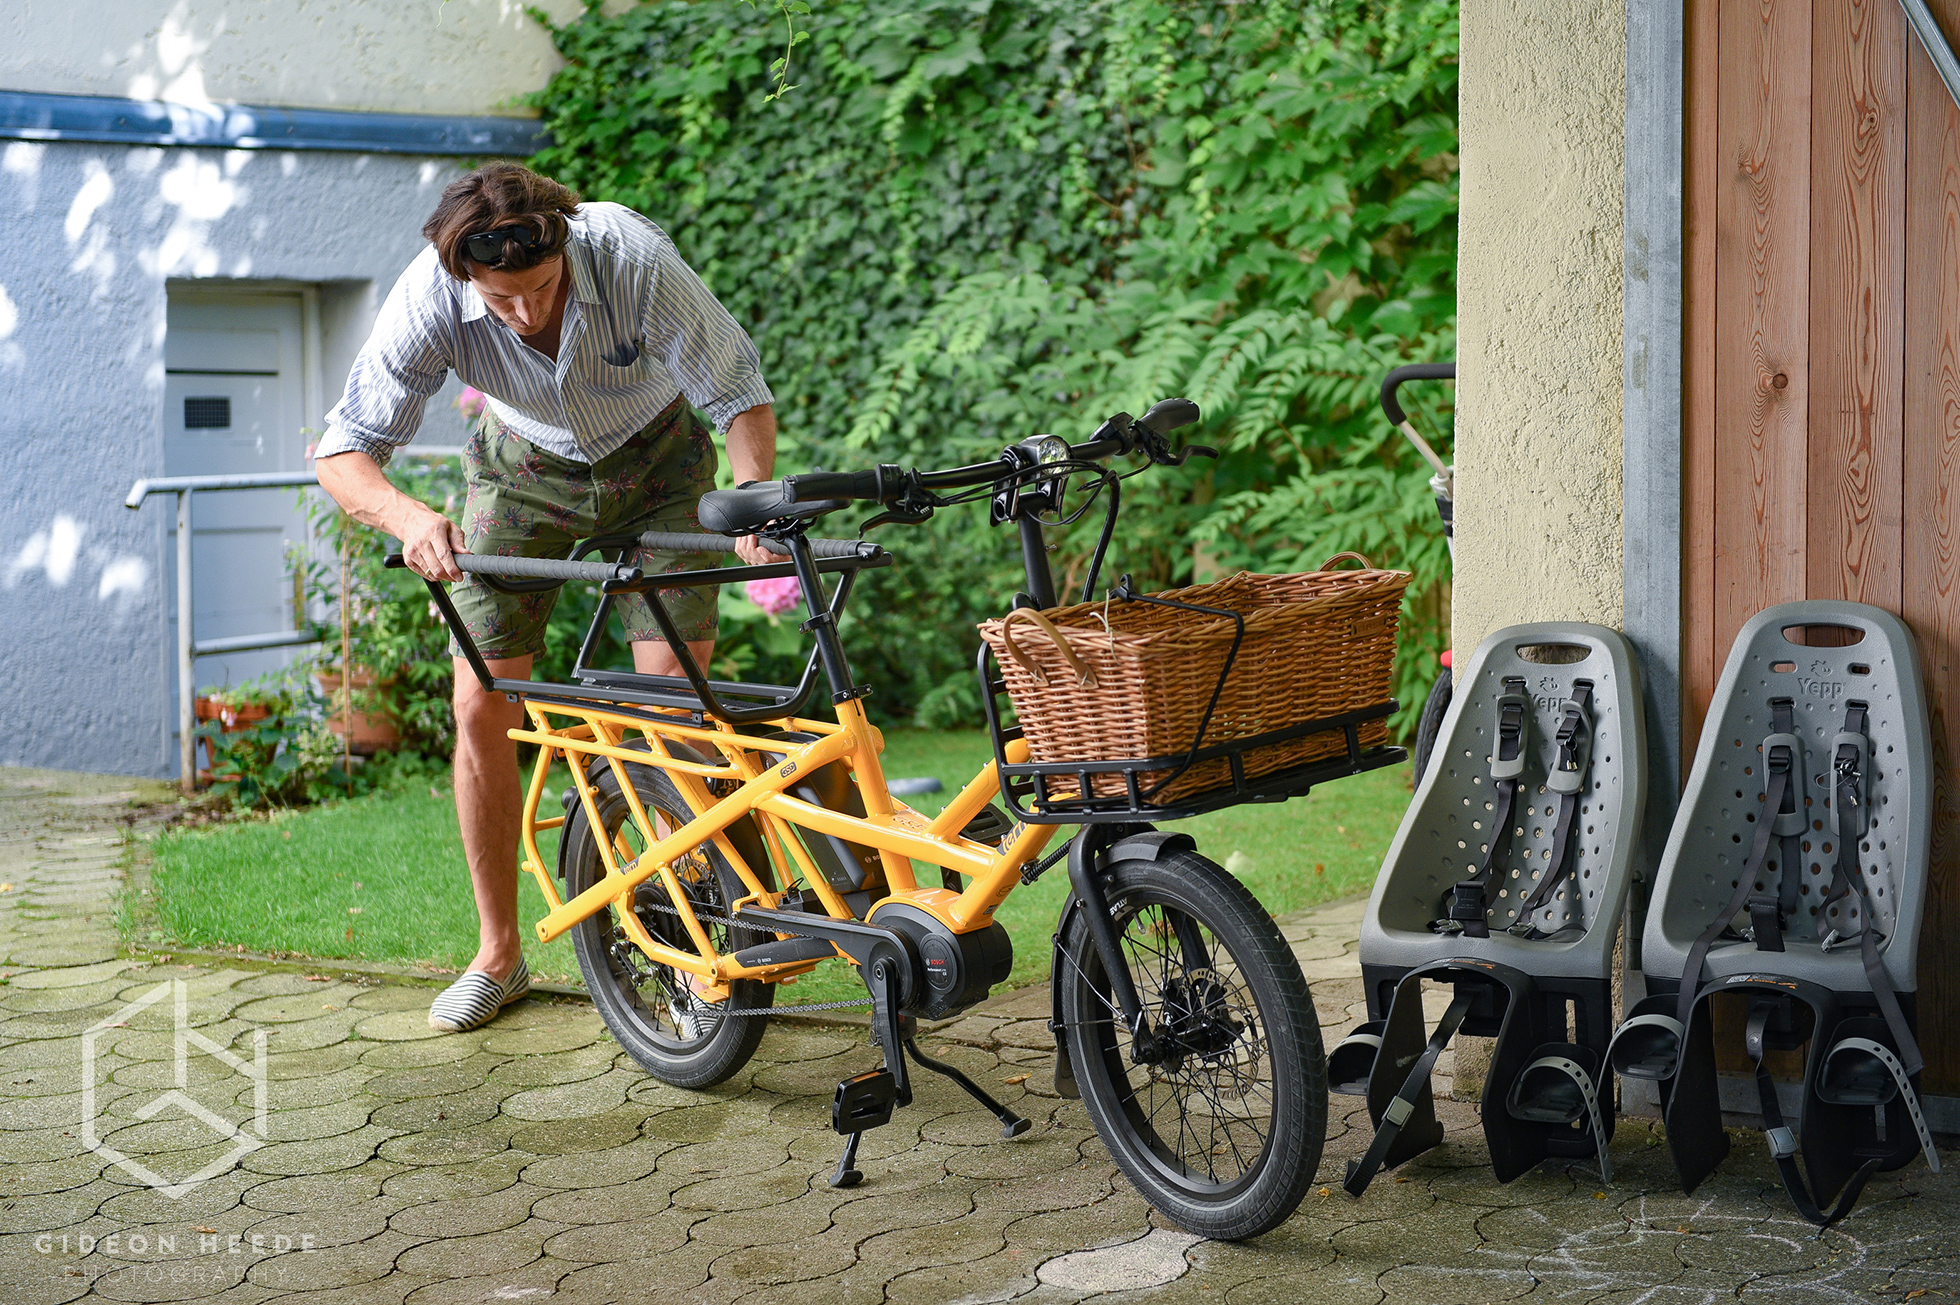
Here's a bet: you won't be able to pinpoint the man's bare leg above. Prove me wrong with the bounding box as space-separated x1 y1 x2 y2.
450 642 712 983
452 653 534 981
632 638 715 679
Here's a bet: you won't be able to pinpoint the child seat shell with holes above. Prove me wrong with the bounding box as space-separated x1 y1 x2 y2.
1335 623 1648 1198
1360 622 1647 981
1639 601 1931 993
1610 600 1939 1227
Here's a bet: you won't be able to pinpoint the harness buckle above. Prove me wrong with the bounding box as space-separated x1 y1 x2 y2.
1547 694 1594 795
1446 881 1486 923
1766 1126 1799 1160
1383 1097 1415 1128
1491 692 1530 780
1747 894 1786 953
1820 927 1881 954
1830 731 1869 836
1761 730 1806 836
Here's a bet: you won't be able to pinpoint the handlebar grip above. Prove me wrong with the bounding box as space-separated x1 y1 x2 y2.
782 467 894 504
1379 363 1456 427
1138 397 1200 436
636 531 878 561
384 552 641 583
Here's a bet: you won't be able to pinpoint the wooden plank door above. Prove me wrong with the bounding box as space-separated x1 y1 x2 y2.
1683 0 1960 1093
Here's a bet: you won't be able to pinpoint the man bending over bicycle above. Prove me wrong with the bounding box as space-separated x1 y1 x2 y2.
313 162 777 1032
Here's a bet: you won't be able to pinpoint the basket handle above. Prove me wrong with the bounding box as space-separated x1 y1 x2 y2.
1319 551 1375 571
997 608 1099 688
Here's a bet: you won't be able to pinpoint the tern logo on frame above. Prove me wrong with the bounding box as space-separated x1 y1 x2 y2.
81 980 268 1198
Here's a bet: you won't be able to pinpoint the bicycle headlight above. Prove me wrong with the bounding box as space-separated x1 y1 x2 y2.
1034 435 1070 466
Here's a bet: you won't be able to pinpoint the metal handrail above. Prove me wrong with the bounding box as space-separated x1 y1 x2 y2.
127 471 326 791
124 450 466 789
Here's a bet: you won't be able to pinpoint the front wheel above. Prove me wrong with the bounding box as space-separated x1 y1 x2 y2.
1059 851 1326 1240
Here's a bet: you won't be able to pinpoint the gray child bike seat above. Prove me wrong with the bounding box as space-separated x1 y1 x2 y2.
1360 622 1647 981
1639 601 1931 993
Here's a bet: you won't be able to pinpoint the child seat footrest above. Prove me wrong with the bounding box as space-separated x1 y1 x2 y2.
1506 1043 1611 1181
1819 1037 1940 1173
1328 1022 1384 1097
1608 1004 1686 1083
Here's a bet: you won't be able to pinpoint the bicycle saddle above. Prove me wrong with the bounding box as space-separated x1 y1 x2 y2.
698 481 847 535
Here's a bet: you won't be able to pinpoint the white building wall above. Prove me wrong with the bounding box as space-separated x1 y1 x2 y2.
1 0 595 117
0 142 475 777
0 0 619 777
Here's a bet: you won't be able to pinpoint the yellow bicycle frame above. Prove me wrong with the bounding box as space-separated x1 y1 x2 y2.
515 695 1057 1002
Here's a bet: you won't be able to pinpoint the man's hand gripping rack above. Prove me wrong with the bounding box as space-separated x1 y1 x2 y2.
1332 624 1648 1195
1606 601 1940 1228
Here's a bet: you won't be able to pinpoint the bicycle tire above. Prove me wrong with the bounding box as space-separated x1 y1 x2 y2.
1059 851 1325 1240
1412 672 1453 783
560 757 773 1088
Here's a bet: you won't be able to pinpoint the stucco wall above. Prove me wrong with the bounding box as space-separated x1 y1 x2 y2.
1454 0 1629 652
1 0 599 117
0 141 474 777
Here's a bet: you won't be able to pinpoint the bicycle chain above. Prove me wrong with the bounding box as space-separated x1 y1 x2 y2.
610 882 873 1018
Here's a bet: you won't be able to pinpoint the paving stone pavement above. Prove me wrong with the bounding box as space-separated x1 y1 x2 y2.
1 766 1957 1305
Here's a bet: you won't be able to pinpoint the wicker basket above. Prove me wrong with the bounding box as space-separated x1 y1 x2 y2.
977 554 1410 806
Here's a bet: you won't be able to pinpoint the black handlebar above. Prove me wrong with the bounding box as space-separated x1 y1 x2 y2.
637 531 879 561
1379 363 1456 427
778 396 1211 508
383 552 640 583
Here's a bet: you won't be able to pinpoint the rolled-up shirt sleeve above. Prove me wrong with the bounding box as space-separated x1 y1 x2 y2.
639 235 774 433
316 261 453 467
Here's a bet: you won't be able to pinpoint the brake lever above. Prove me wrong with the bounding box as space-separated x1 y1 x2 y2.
1179 444 1219 463
859 504 933 533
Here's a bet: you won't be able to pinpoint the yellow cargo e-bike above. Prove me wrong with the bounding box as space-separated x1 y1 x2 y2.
393 399 1403 1239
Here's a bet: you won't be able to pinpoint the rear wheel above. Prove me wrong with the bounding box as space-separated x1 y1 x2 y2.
1412 671 1453 782
560 757 773 1088
1059 852 1325 1240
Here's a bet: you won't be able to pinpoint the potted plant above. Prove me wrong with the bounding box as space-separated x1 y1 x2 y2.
313 663 402 754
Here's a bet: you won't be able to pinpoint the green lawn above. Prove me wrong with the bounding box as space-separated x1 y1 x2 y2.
146 731 1412 1005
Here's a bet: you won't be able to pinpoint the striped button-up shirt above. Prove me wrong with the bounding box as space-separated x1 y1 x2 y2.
317 202 773 466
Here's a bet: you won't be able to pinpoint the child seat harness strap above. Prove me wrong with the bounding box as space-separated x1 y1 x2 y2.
1439 677 1530 938
1674 698 1801 1037
1746 1001 1878 1229
1820 701 1925 1078
1509 681 1595 935
1436 678 1595 938
1342 992 1473 1197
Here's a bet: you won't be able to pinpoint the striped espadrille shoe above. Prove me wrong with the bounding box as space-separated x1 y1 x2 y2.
428 957 531 1033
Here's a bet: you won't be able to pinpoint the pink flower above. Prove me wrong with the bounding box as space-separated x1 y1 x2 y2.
456 386 487 420
745 575 802 616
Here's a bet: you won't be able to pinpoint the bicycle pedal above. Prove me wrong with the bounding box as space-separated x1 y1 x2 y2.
831 1069 898 1136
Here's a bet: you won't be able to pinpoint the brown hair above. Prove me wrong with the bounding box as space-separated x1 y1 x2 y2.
422 162 581 281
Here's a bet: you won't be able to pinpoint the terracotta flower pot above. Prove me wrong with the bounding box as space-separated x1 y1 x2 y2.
194 696 273 732
314 667 401 754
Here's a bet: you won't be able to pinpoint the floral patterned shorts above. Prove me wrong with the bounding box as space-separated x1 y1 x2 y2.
451 398 721 661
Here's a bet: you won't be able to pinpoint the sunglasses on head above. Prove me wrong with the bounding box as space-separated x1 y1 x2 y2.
463 224 548 267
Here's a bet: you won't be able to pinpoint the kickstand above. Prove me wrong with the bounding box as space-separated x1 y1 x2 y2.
830 1131 864 1188
901 1017 1033 1139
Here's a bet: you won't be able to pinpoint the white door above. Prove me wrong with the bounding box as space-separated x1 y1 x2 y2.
164 291 312 694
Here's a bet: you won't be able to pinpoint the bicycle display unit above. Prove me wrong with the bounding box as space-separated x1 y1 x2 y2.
396 398 1404 1239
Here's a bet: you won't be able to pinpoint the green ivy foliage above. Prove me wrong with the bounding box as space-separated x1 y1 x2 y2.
528 0 1458 731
